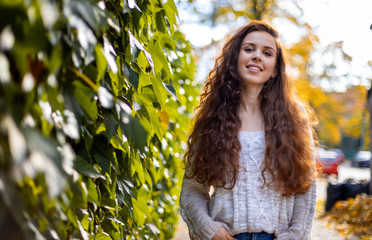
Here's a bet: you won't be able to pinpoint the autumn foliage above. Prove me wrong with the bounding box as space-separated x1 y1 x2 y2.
322 194 372 239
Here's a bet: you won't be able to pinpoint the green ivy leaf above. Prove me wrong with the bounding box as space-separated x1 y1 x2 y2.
92 136 116 174
83 126 93 151
164 1 178 32
145 171 152 190
155 11 166 33
136 109 154 138
117 101 147 150
117 178 135 199
131 187 149 226
109 71 119 96
128 31 154 73
96 123 106 135
101 218 120 240
150 76 168 109
86 178 100 205
71 80 97 121
74 156 106 179
120 117 147 150
78 220 89 240
160 34 176 50
95 232 112 240
110 134 126 151
164 0 178 17
132 154 145 184
140 85 159 105
103 112 118 141
95 45 108 82
122 61 139 90
164 83 178 101
137 72 152 92
147 41 171 76
147 106 163 140
71 179 88 208
128 31 141 63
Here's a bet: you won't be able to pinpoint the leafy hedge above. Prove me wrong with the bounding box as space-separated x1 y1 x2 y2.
0 0 199 239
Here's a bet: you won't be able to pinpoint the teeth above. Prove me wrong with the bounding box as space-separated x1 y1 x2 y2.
248 66 261 71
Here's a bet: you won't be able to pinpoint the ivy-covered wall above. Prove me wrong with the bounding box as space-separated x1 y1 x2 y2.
0 0 199 239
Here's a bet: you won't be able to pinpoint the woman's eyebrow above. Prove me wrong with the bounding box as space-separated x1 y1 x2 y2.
241 42 276 51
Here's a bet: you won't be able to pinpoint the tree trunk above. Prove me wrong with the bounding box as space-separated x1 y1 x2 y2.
251 0 267 20
369 25 372 194
367 87 372 194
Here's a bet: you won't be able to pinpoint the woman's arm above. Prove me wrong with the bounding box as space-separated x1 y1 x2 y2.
276 124 317 240
276 180 317 240
179 176 225 240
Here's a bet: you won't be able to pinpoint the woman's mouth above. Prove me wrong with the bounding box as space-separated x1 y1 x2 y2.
247 66 262 72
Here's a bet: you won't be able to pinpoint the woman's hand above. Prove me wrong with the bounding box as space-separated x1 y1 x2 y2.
211 227 237 240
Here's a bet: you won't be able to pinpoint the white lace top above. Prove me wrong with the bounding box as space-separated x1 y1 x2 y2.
179 130 316 240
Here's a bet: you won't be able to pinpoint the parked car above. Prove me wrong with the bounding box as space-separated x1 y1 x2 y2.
316 149 339 176
329 149 345 164
354 151 371 168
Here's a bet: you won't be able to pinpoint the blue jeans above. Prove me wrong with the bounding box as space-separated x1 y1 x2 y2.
233 231 275 240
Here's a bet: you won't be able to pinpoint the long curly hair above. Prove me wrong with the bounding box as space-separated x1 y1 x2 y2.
184 20 318 197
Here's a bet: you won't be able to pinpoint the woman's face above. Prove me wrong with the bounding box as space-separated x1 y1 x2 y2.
237 31 278 89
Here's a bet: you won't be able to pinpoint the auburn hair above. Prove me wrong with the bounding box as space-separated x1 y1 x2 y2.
184 20 318 197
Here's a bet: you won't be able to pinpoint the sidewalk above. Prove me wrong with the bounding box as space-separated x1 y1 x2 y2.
172 178 351 240
311 177 345 239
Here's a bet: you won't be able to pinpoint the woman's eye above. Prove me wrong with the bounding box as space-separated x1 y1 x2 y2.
245 48 253 52
264 51 272 56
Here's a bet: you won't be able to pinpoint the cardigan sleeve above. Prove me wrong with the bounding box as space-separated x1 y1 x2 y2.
179 174 224 240
276 124 317 240
276 180 317 240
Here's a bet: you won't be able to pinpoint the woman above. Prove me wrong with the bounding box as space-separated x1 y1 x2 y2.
179 20 317 240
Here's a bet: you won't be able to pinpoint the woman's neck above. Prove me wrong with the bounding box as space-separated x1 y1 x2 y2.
239 87 264 132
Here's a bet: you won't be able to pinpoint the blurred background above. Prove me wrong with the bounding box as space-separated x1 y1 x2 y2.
178 0 372 156
173 0 372 239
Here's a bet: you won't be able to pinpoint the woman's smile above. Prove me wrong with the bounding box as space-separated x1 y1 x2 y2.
246 64 263 73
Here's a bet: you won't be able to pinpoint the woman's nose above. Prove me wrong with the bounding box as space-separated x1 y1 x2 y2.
252 51 262 61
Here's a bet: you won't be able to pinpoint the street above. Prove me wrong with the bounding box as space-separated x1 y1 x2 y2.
312 161 371 240
316 161 370 205
338 161 371 182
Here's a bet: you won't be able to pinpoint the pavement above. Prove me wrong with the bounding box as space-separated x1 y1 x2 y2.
311 178 352 240
172 178 359 240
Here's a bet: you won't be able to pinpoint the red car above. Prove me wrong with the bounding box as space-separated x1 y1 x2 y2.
330 149 345 165
317 149 340 176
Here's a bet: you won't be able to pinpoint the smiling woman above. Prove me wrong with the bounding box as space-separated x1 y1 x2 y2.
179 20 318 240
